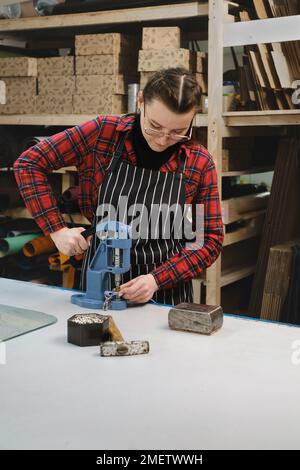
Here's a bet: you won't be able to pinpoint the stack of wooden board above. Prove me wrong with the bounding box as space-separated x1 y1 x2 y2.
238 1 300 110
261 240 300 322
73 33 139 114
138 27 207 95
253 0 300 18
0 58 37 114
249 138 300 316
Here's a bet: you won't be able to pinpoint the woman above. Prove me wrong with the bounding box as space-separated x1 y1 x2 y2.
14 67 224 306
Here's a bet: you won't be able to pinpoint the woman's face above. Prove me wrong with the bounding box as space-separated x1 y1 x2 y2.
139 97 195 153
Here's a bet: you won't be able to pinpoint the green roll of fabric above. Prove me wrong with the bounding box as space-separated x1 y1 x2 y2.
0 233 40 258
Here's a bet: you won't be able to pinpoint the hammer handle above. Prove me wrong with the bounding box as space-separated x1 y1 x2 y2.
108 316 124 342
81 226 95 239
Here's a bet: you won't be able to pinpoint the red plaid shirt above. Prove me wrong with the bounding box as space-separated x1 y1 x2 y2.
14 114 224 290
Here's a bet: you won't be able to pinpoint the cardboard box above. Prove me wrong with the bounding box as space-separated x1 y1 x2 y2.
0 77 37 101
0 92 36 114
195 73 208 94
75 54 137 76
38 76 75 95
75 75 126 95
36 93 73 114
139 72 155 89
0 57 37 77
73 93 126 115
138 49 193 72
37 57 74 77
196 52 208 73
142 27 181 50
75 33 137 56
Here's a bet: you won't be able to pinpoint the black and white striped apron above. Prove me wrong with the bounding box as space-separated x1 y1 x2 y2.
80 133 193 306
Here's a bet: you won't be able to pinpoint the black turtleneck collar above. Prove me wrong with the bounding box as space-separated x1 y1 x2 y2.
132 114 181 170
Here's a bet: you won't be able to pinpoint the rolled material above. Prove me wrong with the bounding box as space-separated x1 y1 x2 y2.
23 234 57 258
0 233 40 258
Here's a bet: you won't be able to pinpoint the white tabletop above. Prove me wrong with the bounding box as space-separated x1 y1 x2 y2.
0 278 300 450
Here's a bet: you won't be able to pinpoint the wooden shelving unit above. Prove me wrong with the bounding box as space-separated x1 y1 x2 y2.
206 2 300 306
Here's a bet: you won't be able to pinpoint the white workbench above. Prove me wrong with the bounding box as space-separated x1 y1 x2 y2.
0 278 300 450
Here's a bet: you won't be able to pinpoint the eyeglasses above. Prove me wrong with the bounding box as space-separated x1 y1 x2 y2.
143 105 194 142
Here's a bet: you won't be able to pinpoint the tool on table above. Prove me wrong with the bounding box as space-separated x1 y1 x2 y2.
68 313 110 347
71 221 132 310
168 303 223 335
67 313 149 355
101 316 149 356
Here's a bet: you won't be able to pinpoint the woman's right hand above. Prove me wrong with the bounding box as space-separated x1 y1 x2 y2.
49 227 90 256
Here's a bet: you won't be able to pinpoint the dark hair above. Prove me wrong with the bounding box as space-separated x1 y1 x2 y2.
143 67 202 114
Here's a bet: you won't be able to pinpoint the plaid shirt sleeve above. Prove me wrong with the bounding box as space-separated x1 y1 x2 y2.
151 155 224 290
13 118 101 236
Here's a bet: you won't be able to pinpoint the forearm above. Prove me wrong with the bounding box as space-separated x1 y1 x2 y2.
151 232 223 290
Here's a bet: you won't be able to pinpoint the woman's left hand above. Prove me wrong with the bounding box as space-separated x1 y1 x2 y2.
119 274 159 304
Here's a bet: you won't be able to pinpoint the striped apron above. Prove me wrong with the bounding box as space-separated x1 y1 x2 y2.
80 133 193 306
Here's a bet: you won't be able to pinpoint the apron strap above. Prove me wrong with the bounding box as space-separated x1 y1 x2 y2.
107 132 128 173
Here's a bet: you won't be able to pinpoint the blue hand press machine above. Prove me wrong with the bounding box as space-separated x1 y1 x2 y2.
71 221 132 310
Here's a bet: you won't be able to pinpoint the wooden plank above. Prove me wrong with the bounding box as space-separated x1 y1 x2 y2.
224 110 300 126
2 111 298 128
4 207 90 225
0 2 208 33
221 265 256 287
206 0 224 305
222 166 273 177
0 114 98 126
222 192 270 225
224 15 300 47
224 212 265 246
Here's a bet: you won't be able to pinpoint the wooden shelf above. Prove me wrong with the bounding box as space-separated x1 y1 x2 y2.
3 207 89 225
224 14 300 47
224 211 265 246
0 2 208 33
221 264 256 287
223 110 300 127
222 166 273 177
2 110 298 129
0 114 98 126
